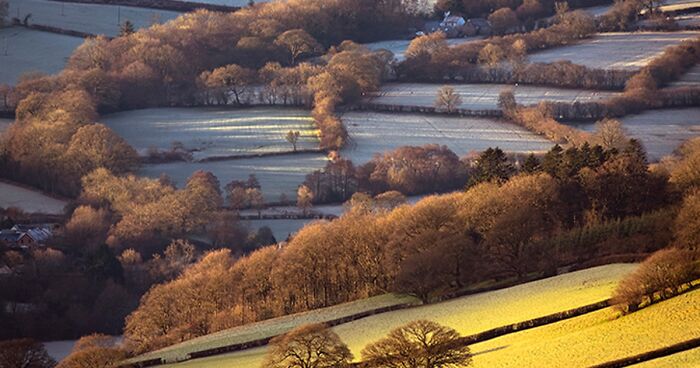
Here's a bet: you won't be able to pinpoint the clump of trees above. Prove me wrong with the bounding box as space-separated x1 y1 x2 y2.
57 334 126 368
612 247 699 313
123 140 673 353
0 339 55 368
264 324 353 368
361 320 472 368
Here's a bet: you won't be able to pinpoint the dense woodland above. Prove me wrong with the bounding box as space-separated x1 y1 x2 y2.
0 0 700 365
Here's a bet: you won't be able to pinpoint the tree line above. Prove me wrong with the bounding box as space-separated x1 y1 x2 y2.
121 134 699 354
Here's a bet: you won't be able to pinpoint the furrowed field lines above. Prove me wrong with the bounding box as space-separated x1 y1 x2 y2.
528 32 700 71
6 0 180 37
340 111 553 163
367 83 617 110
101 107 319 160
470 288 700 367
567 107 700 161
0 27 83 85
154 264 635 368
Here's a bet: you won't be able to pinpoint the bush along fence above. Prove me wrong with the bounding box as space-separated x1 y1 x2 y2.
49 0 239 13
347 103 503 118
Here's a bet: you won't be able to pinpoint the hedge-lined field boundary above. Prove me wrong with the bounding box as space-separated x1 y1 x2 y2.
590 337 700 368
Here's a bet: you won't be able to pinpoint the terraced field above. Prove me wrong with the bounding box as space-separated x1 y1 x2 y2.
367 83 617 110
529 31 700 71
140 152 328 201
470 288 700 367
340 111 553 163
567 107 700 161
0 27 83 85
6 0 180 37
0 182 68 215
150 264 635 368
101 107 319 160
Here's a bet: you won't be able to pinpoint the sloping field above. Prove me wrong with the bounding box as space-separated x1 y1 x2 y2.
529 31 700 71
0 182 67 215
340 111 553 163
7 0 180 37
367 83 617 110
568 107 700 161
470 288 700 367
631 347 700 367
130 293 420 364
0 27 83 85
363 37 481 61
101 107 319 160
155 264 636 368
140 152 328 201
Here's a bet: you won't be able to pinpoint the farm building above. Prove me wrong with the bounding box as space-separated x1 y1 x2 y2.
0 224 55 248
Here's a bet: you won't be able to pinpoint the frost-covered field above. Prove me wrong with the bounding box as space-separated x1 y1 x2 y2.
43 340 77 362
7 0 180 37
102 107 318 160
0 27 83 85
367 83 617 110
246 218 321 242
529 32 700 71
140 153 328 201
155 264 635 368
364 37 481 61
340 112 553 163
569 107 700 161
0 182 68 214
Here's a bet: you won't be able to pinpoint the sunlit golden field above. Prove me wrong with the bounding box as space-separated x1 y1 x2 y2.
159 264 636 368
631 347 700 367
470 288 700 367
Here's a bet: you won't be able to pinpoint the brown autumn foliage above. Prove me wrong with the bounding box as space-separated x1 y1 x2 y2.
123 148 674 353
57 334 126 368
360 320 471 368
263 324 353 368
1 0 412 195
612 247 699 313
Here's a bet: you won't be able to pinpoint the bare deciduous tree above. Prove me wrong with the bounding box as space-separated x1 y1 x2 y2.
286 130 301 152
435 86 462 113
594 118 628 151
263 324 353 368
361 320 472 368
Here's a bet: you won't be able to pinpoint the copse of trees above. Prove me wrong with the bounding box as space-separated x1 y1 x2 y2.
612 247 699 313
123 141 672 354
